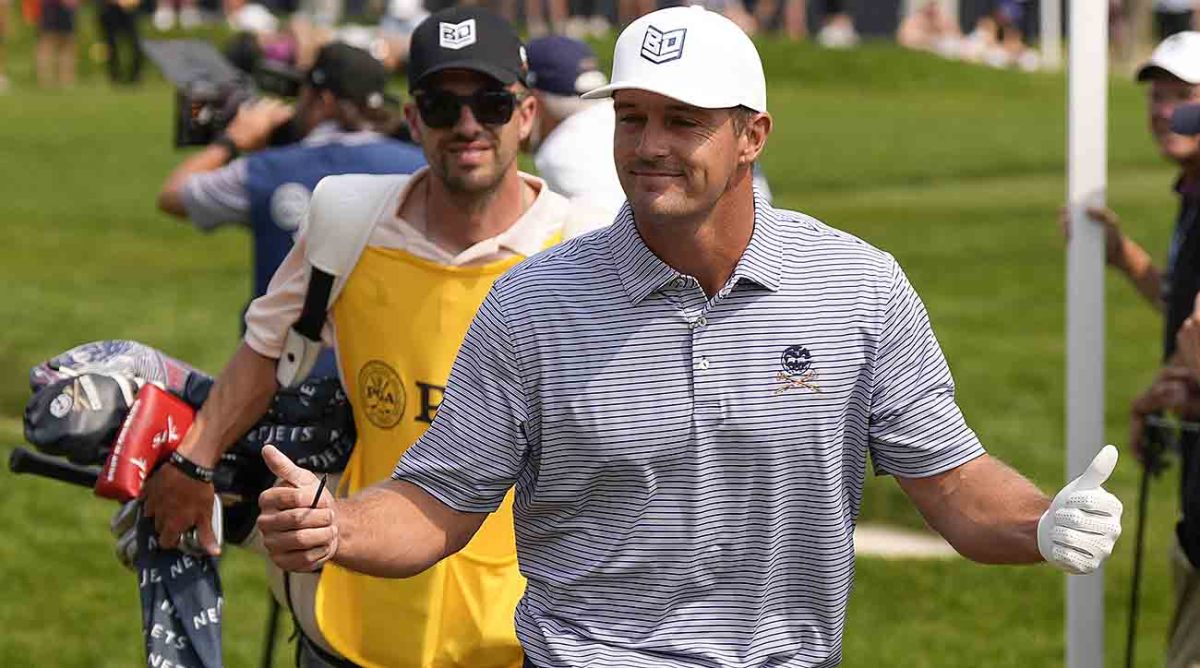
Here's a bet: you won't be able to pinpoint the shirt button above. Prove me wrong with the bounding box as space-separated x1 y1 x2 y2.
671 278 685 289
698 357 710 370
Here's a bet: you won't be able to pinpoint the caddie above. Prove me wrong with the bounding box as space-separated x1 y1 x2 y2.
142 7 607 667
257 7 1127 666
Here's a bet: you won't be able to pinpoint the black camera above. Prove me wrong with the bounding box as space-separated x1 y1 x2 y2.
143 39 303 147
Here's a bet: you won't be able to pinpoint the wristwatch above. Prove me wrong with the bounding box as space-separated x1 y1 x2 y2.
212 134 241 161
168 450 215 484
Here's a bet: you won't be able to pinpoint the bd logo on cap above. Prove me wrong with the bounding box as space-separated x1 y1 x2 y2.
640 26 686 64
440 19 476 50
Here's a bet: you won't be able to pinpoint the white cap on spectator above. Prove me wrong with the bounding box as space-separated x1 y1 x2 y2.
229 3 279 34
582 6 767 112
1137 31 1200 84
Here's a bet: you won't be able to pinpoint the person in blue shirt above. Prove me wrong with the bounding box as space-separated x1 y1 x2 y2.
158 42 426 320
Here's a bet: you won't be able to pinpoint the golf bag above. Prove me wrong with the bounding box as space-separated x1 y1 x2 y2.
22 339 355 543
15 339 356 668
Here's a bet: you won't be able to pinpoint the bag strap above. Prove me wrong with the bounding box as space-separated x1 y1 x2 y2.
276 174 409 387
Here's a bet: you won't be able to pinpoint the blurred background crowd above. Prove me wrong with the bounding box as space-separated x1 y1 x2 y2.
8 0 1200 94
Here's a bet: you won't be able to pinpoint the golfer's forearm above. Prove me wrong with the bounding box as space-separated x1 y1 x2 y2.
900 455 1048 564
935 499 1044 564
177 342 278 467
332 480 485 578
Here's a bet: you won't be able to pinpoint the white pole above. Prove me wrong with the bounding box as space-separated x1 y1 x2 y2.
1043 0 1063 70
1067 2 1107 668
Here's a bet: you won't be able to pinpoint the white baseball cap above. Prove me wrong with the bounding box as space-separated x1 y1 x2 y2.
581 6 766 112
1137 31 1200 84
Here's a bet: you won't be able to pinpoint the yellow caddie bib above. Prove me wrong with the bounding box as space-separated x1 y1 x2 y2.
317 236 557 668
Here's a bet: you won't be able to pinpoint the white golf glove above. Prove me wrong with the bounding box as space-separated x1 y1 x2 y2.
1037 445 1124 575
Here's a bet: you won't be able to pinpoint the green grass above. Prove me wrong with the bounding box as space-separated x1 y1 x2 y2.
0 8 1190 666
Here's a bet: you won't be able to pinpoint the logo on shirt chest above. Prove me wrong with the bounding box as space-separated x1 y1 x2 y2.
775 345 821 394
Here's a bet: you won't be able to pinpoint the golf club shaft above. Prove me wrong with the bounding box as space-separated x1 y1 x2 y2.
1125 460 1154 668
8 447 99 488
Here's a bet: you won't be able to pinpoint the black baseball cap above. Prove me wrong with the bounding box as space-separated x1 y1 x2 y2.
407 7 527 92
307 42 391 110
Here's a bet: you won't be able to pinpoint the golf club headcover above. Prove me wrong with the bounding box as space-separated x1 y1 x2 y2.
96 384 196 502
29 340 197 395
24 373 135 465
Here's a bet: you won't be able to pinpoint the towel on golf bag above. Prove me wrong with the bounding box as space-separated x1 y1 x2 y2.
136 513 223 668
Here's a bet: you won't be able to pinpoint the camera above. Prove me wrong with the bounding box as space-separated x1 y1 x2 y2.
143 39 303 147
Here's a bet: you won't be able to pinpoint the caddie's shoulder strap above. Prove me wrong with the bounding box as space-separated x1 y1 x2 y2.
276 174 411 387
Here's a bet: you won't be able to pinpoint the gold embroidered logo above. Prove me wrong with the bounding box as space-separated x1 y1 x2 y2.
358 360 405 429
775 345 821 395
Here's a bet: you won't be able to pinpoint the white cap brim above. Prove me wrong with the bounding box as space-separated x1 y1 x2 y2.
581 81 766 112
1136 62 1200 85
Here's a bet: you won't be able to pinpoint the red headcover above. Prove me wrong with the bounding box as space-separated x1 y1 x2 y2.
95 384 195 502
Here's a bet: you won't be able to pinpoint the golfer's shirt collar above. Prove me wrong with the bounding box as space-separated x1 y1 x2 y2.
606 189 783 305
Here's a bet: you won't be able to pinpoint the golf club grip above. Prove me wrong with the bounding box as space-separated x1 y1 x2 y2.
8 447 99 488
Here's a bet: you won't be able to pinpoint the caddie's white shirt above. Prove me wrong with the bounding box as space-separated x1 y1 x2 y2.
394 193 986 667
242 168 607 359
533 100 627 224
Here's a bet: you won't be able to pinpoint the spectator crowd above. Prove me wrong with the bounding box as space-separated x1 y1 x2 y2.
10 0 1200 93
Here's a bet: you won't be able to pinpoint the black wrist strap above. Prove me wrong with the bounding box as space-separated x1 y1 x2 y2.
168 450 215 484
213 134 240 161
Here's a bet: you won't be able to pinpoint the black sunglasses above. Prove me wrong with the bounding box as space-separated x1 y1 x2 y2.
413 89 523 129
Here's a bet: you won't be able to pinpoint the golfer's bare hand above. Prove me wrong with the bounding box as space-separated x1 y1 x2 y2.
142 463 220 555
1059 206 1124 268
225 99 294 152
257 445 338 572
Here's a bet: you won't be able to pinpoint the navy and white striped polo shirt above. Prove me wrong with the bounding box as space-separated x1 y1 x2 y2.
394 194 985 667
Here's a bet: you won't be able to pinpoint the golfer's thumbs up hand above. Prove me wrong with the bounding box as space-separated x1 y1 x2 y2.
263 443 320 489
256 445 338 572
1037 445 1124 575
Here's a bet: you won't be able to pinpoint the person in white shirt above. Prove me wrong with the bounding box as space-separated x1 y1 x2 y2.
524 35 626 223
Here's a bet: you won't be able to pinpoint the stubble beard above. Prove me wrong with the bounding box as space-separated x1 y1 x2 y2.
436 145 519 197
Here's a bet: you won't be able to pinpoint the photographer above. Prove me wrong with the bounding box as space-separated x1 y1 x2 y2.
1072 31 1200 668
157 42 426 307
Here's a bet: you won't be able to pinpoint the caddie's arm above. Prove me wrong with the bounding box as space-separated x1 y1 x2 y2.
257 446 487 576
897 446 1123 574
143 342 280 554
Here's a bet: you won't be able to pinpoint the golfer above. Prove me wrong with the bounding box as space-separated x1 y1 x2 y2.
258 7 1125 666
